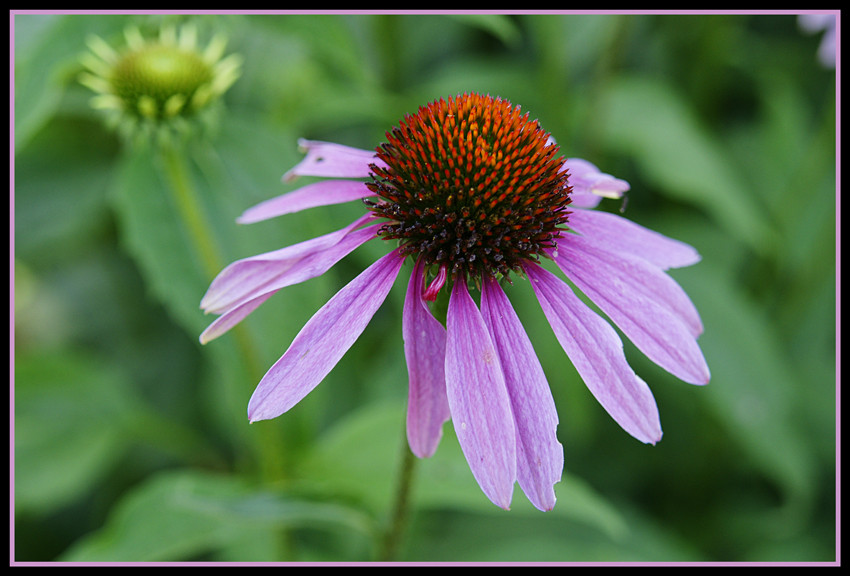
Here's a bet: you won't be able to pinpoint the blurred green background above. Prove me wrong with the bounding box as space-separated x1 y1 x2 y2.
13 12 837 563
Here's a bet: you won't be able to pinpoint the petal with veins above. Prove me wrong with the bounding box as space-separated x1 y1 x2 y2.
403 259 451 458
525 263 663 445
445 279 517 510
481 276 563 511
247 249 405 422
553 234 710 384
282 138 386 181
237 180 375 224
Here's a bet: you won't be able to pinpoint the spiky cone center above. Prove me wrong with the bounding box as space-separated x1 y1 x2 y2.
110 44 214 119
367 94 572 283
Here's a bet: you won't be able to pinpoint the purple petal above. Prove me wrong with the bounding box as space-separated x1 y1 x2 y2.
200 292 273 345
567 209 701 270
555 231 704 339
564 158 630 209
480 276 563 512
282 138 386 181
200 222 376 342
247 249 406 422
553 235 710 385
445 279 517 510
201 215 378 314
525 263 662 444
403 259 451 459
237 180 375 224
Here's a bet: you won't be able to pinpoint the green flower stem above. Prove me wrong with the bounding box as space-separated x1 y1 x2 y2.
379 428 418 561
159 142 287 484
160 143 223 285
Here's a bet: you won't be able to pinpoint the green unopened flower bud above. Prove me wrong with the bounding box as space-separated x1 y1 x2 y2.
79 23 242 142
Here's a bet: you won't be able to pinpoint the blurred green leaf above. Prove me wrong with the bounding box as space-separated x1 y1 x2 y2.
14 14 130 149
294 400 629 541
526 14 624 82
15 346 229 517
60 469 374 561
405 503 699 562
448 14 522 47
726 69 836 279
675 258 818 514
14 115 118 267
110 144 213 335
598 75 777 256
14 350 138 514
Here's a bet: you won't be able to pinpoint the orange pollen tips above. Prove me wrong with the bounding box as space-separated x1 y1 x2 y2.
366 93 572 280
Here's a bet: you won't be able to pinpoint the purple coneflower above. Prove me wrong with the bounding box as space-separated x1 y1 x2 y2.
200 93 709 511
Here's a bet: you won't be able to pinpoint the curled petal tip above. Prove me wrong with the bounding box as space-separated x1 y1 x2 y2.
592 178 630 199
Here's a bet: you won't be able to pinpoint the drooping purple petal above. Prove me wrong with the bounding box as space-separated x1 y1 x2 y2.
553 235 710 385
445 279 517 510
564 158 630 209
554 232 704 339
247 249 405 422
200 223 378 342
200 292 273 345
567 209 701 270
480 276 563 512
524 263 662 444
237 180 376 224
402 259 451 459
201 214 375 316
282 138 386 182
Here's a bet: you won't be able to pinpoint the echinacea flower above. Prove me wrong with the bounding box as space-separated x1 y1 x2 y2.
201 93 710 511
79 22 242 140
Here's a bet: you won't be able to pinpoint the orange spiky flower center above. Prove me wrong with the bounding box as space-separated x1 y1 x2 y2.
366 93 572 281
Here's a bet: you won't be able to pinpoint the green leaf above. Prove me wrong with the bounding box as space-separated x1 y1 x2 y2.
674 257 818 512
14 345 228 517
60 469 374 562
14 350 137 514
448 14 522 47
13 14 131 149
14 116 118 268
110 144 213 335
405 503 699 562
295 400 628 540
598 75 777 256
